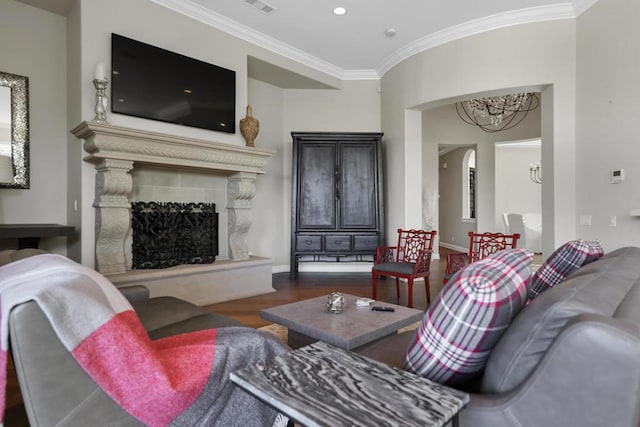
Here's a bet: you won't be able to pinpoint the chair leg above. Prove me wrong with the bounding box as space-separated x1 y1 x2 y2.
424 277 431 305
372 272 378 300
395 277 400 298
407 278 413 308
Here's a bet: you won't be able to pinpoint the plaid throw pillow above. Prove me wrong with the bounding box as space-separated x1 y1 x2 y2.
527 239 604 302
403 249 532 386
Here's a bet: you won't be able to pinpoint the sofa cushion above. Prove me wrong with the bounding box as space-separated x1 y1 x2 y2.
482 247 640 394
132 296 243 338
527 239 603 302
403 249 532 386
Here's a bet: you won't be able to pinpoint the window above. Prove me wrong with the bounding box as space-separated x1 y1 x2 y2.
462 149 476 220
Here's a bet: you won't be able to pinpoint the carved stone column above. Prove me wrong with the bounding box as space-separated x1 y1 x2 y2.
227 172 257 260
93 158 133 274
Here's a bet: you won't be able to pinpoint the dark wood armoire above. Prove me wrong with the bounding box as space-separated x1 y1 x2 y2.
290 132 384 278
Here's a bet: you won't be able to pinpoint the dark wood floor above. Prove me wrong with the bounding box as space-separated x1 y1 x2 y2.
4 248 455 426
203 249 452 328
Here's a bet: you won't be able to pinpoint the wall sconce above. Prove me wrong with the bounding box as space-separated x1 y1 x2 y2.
530 161 542 184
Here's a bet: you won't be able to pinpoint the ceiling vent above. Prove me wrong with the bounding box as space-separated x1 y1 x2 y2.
243 0 277 15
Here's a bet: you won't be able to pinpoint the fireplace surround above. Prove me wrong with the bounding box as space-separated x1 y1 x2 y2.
71 121 275 305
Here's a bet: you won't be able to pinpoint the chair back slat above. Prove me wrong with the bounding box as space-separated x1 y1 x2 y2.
396 229 436 263
468 232 520 263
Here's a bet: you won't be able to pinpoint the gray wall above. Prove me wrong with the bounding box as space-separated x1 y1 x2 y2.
0 0 380 270
576 0 640 252
422 102 540 252
381 20 575 257
495 143 542 231
438 148 476 249
3 0 640 269
0 2 69 253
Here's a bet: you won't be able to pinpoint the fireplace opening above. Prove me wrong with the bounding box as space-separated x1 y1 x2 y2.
131 201 218 269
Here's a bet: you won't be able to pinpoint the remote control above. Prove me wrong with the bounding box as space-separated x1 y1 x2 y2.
371 306 395 312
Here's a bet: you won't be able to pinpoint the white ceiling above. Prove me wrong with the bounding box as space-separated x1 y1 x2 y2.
17 0 597 79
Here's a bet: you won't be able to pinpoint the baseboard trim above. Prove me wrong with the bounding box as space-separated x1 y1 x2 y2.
299 263 373 273
439 242 467 253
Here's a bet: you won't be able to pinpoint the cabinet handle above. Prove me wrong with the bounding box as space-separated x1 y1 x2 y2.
335 169 341 200
305 240 313 245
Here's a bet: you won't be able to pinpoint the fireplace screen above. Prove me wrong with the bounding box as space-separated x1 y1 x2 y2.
131 202 218 269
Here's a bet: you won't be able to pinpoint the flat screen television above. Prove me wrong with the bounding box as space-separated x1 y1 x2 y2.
110 33 236 133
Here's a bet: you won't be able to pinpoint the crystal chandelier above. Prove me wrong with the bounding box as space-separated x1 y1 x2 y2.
456 93 539 133
529 160 542 184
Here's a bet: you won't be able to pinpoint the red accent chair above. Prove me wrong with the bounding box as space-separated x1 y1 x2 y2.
444 231 521 284
372 229 437 308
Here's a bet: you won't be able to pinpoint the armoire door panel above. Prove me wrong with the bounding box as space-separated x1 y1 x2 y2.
298 143 336 229
340 143 377 229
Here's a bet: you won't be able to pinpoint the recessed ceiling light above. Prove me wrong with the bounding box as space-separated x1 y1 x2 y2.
384 28 397 37
333 7 346 16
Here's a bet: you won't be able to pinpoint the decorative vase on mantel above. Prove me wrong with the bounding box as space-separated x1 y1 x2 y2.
240 105 259 147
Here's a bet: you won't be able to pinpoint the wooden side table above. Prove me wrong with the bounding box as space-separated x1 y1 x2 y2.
0 224 75 249
230 341 469 427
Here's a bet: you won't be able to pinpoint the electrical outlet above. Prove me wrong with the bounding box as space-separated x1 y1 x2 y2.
609 216 617 227
579 215 592 226
451 236 455 242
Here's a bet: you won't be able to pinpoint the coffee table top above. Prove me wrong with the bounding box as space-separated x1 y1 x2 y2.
230 341 469 427
260 294 424 350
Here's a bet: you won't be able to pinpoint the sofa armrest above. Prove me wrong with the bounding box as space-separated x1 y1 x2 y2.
459 314 640 427
118 285 150 302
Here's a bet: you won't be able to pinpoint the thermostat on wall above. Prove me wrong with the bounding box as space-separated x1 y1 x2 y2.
611 169 625 184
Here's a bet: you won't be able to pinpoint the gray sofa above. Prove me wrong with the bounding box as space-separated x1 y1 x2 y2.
4 250 248 426
7 247 640 426
357 246 640 427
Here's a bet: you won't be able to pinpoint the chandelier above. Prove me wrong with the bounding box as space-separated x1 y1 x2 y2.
456 93 539 133
529 160 542 184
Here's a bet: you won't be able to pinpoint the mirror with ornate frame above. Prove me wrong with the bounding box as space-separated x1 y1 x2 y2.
0 71 29 189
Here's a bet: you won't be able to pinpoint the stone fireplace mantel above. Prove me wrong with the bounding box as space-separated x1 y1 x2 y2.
71 120 274 275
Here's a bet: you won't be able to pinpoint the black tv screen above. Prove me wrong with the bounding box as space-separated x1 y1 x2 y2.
111 33 235 133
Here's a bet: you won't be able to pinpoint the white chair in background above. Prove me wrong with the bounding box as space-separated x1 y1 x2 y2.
523 213 542 254
507 213 526 249
507 213 542 254
502 213 511 234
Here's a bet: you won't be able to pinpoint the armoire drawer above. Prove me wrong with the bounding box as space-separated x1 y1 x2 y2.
353 235 379 251
324 235 352 252
296 235 322 251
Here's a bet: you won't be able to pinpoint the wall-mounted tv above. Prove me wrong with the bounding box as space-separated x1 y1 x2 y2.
111 33 236 133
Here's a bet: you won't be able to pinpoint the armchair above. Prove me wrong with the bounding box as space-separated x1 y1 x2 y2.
444 231 520 284
372 229 437 308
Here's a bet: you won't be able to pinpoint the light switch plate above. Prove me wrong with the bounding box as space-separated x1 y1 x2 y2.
611 169 625 184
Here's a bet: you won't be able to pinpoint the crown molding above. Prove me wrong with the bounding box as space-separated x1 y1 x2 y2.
151 0 346 80
152 0 594 82
376 3 577 76
573 0 600 15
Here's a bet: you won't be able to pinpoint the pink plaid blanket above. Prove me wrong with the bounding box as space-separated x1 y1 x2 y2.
0 254 288 426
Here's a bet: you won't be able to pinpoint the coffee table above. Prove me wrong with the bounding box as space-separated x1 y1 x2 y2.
260 294 424 350
230 341 469 427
